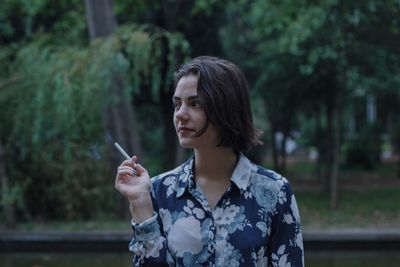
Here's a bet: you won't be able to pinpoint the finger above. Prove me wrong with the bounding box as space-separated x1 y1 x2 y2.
120 158 135 167
118 166 135 171
117 172 129 178
117 167 137 176
115 171 134 188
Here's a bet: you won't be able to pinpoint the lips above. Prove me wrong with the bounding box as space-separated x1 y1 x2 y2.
178 127 195 134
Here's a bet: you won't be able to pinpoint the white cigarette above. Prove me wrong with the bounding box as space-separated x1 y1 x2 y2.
114 142 131 160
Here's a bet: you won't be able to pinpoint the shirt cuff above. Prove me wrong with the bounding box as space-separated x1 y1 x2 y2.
131 212 160 241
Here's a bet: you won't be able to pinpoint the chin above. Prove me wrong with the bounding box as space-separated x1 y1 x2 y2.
179 141 194 149
178 137 199 149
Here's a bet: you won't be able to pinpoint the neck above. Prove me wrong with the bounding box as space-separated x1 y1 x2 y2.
193 146 238 181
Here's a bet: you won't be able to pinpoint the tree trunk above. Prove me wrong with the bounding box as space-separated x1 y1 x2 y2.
325 77 342 209
397 157 400 178
0 140 16 228
280 132 288 174
390 115 400 178
158 34 182 169
160 89 178 169
323 103 334 194
315 107 325 188
85 0 141 219
85 0 116 39
157 1 187 167
106 75 142 164
330 96 341 209
160 0 179 31
271 127 279 172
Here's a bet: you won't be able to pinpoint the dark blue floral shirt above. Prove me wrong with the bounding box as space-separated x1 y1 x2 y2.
129 154 304 266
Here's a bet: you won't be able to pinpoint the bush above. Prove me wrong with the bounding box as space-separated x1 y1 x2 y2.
343 124 382 169
391 121 400 177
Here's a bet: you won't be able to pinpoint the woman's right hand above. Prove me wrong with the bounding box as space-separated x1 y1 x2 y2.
115 156 154 222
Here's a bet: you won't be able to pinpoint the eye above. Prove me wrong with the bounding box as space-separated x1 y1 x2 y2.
172 100 182 110
190 99 202 108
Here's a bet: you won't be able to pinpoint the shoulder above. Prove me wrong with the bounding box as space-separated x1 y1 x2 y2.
254 165 289 184
233 154 290 194
247 163 295 212
250 164 289 191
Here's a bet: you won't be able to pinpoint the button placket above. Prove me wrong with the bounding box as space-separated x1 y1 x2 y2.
208 218 216 253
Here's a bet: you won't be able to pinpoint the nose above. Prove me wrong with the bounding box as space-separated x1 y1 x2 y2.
174 105 189 121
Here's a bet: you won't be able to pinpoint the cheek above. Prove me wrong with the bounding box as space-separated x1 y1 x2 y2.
173 113 178 128
196 110 207 124
198 115 207 128
194 113 208 133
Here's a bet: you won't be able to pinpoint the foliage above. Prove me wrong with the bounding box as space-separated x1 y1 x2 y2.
0 0 87 45
114 0 226 57
221 0 400 170
0 23 189 221
342 124 383 169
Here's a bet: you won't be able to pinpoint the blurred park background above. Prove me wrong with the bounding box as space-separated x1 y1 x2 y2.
1 0 400 238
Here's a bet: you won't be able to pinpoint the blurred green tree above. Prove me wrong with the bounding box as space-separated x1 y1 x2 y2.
221 0 400 208
0 0 189 223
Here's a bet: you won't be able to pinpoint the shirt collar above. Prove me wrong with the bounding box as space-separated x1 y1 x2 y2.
175 157 194 198
230 153 254 191
175 153 254 198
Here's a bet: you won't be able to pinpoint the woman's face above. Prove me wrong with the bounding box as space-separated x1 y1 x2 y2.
173 74 219 149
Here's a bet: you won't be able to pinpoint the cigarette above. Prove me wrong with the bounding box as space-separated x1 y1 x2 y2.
114 142 131 160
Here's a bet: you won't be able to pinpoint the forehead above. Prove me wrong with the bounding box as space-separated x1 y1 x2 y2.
174 74 198 98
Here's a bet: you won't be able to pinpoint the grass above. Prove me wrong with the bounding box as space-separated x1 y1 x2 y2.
297 188 400 229
268 157 400 229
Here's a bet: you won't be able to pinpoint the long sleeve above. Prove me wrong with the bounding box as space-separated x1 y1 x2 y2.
269 182 304 267
129 213 170 266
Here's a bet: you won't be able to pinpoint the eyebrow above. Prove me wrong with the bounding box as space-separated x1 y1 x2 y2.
172 95 199 101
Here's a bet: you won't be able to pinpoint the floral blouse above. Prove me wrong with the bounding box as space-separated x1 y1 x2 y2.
129 154 304 266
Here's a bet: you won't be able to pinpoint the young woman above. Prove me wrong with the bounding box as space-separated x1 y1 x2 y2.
115 56 304 267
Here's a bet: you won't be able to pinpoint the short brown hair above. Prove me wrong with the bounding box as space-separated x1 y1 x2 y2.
174 56 262 152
